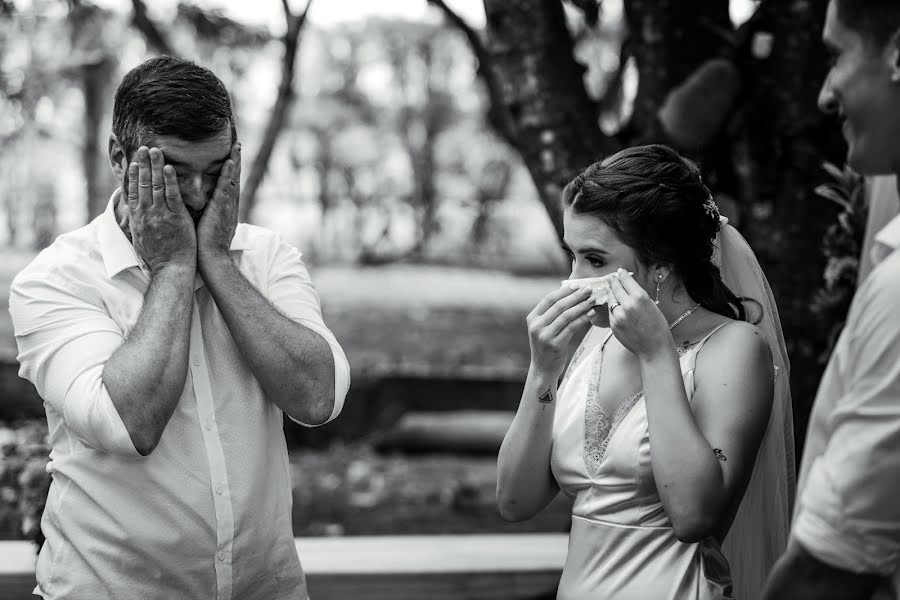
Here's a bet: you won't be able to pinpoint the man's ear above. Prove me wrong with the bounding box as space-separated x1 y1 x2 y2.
108 134 128 182
889 29 900 83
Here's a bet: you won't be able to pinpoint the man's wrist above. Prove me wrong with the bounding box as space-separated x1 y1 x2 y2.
198 248 235 276
150 259 196 279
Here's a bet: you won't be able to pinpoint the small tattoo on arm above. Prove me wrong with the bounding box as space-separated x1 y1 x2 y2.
714 448 727 462
538 388 554 404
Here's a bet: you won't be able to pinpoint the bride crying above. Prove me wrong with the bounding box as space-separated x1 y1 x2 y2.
497 144 795 600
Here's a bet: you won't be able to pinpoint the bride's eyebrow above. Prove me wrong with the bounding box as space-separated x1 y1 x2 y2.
561 241 608 255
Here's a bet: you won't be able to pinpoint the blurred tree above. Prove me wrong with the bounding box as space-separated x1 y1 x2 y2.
371 21 463 260
473 0 844 450
66 0 118 221
130 0 175 55
1 0 87 245
239 0 312 222
427 0 518 147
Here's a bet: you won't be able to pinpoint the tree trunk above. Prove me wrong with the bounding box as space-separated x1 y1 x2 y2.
68 1 117 221
239 1 311 223
130 0 175 55
81 58 115 220
734 0 846 452
482 0 614 239
428 0 518 147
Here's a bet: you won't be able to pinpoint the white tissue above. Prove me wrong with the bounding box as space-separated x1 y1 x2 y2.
560 272 631 306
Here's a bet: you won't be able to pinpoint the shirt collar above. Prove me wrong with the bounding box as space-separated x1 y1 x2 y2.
98 189 251 279
874 213 900 251
871 212 900 267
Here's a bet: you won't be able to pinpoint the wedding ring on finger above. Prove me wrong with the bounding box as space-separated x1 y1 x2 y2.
609 301 621 312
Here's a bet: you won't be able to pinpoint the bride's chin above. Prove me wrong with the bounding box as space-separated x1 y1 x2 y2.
589 311 609 329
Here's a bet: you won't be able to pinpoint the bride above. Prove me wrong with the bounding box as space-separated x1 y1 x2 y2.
497 144 795 599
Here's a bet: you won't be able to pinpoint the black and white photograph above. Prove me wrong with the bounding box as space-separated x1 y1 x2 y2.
1 0 899 598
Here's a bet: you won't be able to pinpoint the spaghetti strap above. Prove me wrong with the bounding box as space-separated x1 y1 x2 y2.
697 321 731 346
685 321 733 369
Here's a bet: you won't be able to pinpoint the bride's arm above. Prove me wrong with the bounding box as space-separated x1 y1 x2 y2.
640 320 774 543
496 285 594 522
496 365 562 521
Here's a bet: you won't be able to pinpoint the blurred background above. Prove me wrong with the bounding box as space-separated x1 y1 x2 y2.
0 0 870 595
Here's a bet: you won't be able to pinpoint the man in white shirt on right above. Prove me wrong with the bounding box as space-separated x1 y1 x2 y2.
764 1 900 598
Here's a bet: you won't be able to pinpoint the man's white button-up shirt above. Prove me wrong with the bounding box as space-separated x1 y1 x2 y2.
9 194 350 600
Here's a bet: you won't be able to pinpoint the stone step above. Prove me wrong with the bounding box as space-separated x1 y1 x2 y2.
0 534 567 600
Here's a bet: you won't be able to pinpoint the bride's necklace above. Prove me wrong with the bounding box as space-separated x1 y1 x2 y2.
667 302 702 330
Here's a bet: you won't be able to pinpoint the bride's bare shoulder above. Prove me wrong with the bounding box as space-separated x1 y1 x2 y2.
697 319 774 379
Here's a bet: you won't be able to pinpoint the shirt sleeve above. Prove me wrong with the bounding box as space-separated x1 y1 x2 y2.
793 269 900 575
264 237 350 427
9 273 139 456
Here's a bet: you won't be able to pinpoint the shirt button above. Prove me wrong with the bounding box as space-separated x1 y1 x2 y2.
217 551 226 561
205 421 212 431
216 484 224 495
192 355 200 367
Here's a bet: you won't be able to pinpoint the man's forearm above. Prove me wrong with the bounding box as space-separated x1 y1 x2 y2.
102 264 195 455
763 540 883 600
201 254 336 424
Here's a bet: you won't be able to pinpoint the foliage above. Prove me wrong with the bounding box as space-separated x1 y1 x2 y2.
0 420 569 543
290 440 570 535
0 419 50 546
810 163 868 362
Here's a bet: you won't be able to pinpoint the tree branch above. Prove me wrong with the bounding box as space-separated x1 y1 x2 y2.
239 0 313 222
130 0 176 56
427 0 518 147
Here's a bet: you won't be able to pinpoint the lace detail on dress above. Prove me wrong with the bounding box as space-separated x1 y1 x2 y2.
583 336 644 477
568 344 589 376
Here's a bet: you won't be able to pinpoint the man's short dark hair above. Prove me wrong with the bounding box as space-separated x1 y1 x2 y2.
112 56 236 160
835 0 900 48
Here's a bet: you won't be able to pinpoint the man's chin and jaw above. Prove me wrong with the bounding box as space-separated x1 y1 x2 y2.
846 137 898 176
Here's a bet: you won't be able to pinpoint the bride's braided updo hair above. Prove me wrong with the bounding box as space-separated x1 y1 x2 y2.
562 144 747 321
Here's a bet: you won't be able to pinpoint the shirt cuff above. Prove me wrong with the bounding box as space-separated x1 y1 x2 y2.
287 321 350 428
64 384 141 457
793 506 900 575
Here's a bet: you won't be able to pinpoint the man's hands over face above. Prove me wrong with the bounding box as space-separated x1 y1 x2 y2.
127 147 197 275
127 142 241 278
197 142 241 266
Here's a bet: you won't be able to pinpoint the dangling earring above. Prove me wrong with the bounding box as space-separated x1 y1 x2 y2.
654 273 663 305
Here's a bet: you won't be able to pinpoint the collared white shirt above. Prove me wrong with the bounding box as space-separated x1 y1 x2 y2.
9 193 350 600
859 175 900 284
870 208 900 267
793 212 900 598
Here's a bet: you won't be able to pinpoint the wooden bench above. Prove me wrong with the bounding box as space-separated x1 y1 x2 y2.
0 534 567 600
